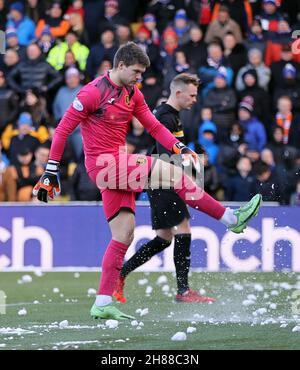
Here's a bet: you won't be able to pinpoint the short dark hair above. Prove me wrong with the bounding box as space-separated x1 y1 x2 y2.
170 73 200 91
113 42 150 68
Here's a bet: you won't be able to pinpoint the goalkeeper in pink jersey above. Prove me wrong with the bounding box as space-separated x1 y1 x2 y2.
33 42 262 320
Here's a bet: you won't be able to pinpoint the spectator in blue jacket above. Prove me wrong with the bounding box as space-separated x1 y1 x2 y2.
238 96 267 152
198 41 233 97
6 2 35 46
197 119 219 165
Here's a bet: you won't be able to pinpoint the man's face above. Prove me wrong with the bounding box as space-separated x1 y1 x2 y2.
177 83 198 110
263 3 276 15
101 30 114 44
26 44 41 60
190 28 202 42
218 10 229 23
66 74 80 88
237 157 252 173
118 63 146 86
278 98 292 113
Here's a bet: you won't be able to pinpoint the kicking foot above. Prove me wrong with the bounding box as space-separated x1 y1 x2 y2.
229 194 262 234
113 276 127 303
175 289 216 303
90 304 135 320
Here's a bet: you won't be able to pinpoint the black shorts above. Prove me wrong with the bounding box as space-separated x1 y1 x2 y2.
147 188 190 230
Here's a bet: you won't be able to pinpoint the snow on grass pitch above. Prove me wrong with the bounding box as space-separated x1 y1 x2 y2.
0 271 300 350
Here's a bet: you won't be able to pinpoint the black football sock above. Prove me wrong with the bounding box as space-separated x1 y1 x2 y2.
174 233 191 295
121 236 171 278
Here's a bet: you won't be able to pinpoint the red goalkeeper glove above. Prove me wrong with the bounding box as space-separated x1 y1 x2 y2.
32 160 61 203
172 142 201 173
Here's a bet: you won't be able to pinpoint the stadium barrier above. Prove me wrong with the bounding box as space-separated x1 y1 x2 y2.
0 202 299 272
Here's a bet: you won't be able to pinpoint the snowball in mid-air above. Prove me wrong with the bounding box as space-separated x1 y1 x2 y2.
187 327 196 334
18 308 27 316
156 275 168 285
87 288 97 296
171 332 187 341
59 320 69 329
138 279 148 286
242 299 255 306
21 275 32 284
106 320 119 329
162 285 170 293
254 284 264 292
233 283 243 291
140 308 149 317
145 286 153 294
292 325 300 332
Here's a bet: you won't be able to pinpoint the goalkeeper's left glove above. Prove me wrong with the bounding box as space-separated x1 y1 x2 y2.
172 142 201 173
32 160 61 203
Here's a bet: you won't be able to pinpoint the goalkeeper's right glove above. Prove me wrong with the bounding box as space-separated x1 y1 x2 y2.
32 160 61 203
172 142 201 173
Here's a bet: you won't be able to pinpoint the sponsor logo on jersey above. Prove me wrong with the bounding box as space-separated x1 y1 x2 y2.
136 157 147 165
73 97 84 111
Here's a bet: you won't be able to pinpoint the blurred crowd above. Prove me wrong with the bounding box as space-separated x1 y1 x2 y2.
0 0 300 205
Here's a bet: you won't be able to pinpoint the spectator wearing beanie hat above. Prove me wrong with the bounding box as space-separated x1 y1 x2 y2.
6 2 35 46
260 0 283 33
134 25 160 74
203 66 237 139
38 26 55 55
99 0 127 35
244 16 267 56
5 27 26 61
8 112 41 165
143 13 160 46
171 9 196 46
239 68 271 126
273 64 300 113
238 96 267 152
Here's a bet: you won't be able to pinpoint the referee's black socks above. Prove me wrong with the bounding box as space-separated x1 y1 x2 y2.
121 236 171 277
174 233 191 295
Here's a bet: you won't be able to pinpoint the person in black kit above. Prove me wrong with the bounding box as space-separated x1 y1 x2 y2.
114 73 215 303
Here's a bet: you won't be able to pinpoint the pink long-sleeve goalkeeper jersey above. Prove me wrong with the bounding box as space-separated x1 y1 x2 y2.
50 72 179 174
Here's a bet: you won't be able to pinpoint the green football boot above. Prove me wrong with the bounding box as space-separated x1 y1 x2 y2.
229 194 262 234
90 304 135 320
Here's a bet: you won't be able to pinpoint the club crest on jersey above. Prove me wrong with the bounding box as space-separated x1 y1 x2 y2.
73 97 84 111
136 157 147 165
125 95 131 106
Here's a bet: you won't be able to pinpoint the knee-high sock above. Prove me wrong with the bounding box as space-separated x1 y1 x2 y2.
174 174 225 220
121 236 171 278
98 239 129 295
174 233 191 295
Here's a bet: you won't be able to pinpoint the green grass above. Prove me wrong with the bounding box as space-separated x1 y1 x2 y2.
0 271 300 350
